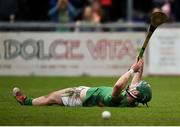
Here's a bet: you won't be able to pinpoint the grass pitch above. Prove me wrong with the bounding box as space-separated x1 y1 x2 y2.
0 76 180 126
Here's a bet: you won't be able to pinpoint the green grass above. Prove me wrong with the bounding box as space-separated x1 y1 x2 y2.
0 76 180 125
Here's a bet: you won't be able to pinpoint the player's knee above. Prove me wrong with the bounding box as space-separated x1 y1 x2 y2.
43 94 55 104
47 96 56 103
45 92 61 104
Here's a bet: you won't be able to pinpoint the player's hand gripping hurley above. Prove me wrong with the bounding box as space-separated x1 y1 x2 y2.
138 12 168 60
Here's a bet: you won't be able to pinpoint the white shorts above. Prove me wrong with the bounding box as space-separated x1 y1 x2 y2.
60 86 87 107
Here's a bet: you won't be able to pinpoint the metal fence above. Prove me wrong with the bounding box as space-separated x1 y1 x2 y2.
0 22 179 32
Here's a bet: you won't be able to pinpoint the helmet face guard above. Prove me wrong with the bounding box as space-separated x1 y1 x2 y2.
126 81 152 107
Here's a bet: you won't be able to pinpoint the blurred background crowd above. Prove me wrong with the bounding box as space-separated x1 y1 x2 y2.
0 0 180 23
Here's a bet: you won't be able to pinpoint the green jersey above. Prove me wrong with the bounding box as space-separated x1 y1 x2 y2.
83 86 138 107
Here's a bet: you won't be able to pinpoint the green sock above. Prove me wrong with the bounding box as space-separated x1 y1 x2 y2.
24 97 33 105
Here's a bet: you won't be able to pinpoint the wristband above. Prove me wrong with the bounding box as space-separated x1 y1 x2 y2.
129 69 134 74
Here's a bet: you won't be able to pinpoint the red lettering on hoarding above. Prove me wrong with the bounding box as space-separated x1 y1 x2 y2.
51 39 84 60
87 39 136 60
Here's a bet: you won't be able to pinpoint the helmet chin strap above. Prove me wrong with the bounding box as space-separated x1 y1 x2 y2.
126 89 138 100
126 86 138 100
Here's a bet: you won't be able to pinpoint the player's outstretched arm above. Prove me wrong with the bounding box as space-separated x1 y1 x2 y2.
131 58 144 86
112 60 141 97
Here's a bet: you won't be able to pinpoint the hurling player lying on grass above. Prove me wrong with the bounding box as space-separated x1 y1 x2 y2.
13 58 152 107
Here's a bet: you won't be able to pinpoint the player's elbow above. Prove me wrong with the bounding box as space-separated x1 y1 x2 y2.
114 82 124 90
112 84 123 96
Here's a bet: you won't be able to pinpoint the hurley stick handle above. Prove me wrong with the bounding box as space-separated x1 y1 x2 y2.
138 25 156 60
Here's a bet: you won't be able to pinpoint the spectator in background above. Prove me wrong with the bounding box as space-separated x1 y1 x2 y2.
83 6 93 22
152 0 175 22
78 6 95 31
78 0 104 23
78 5 100 31
91 0 104 23
49 0 70 22
49 0 86 22
78 1 104 32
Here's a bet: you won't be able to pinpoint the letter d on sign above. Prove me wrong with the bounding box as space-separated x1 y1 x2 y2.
4 39 21 59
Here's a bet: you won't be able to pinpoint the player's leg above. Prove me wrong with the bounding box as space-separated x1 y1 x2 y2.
32 88 72 106
13 87 71 106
